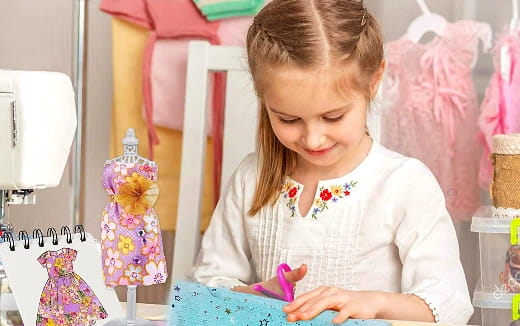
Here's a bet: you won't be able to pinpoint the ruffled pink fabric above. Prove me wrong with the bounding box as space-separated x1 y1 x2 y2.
478 28 520 189
382 21 491 221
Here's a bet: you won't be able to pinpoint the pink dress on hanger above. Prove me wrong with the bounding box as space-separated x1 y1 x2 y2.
478 28 520 188
382 21 491 222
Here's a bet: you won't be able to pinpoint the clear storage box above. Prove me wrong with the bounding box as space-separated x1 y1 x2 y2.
473 285 514 326
471 206 512 293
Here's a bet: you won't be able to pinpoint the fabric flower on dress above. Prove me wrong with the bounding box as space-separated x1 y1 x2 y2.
143 261 167 285
104 248 123 276
141 235 161 259
115 172 159 215
101 211 117 241
123 264 143 283
118 235 135 255
143 213 159 234
119 212 141 230
113 162 134 176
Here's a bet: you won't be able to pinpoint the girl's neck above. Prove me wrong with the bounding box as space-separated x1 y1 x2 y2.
292 135 373 183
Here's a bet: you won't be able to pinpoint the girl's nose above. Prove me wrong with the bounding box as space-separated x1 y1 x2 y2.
302 126 326 150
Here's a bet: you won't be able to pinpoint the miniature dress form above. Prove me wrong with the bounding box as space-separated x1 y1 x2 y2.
101 129 167 287
101 128 166 326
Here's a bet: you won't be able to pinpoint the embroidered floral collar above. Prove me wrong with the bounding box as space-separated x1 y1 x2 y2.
281 178 358 219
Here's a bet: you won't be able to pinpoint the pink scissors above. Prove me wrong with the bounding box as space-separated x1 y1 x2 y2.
252 263 295 302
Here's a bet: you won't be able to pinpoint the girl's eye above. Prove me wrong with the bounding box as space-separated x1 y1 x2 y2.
323 115 344 123
279 117 300 124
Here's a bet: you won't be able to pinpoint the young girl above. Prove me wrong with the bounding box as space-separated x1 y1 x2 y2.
192 0 473 324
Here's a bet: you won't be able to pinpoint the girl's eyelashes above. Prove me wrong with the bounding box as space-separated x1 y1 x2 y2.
323 115 344 123
277 114 344 124
279 117 300 124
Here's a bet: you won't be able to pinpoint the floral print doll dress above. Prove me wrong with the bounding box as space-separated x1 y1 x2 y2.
36 248 108 326
101 161 168 287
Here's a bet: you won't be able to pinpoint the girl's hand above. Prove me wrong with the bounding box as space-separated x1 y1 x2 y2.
283 286 383 324
232 264 307 298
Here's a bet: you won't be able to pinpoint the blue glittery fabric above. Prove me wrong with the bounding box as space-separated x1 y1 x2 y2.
168 281 392 326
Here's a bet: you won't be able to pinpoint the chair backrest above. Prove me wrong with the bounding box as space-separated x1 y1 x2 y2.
172 41 258 282
172 40 382 282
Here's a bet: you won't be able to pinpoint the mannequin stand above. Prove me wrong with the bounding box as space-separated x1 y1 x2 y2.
105 286 155 326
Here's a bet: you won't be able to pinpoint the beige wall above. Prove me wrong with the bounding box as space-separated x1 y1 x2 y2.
0 0 76 232
0 0 112 235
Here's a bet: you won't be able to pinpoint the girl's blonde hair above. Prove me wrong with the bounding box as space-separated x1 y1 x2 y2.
246 0 384 216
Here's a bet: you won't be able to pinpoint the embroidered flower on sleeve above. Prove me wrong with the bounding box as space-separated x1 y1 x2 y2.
115 172 159 215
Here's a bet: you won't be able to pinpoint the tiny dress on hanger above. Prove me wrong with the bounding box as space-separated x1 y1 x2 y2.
101 160 168 287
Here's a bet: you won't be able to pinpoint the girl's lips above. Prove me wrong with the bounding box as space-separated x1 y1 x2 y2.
304 145 336 156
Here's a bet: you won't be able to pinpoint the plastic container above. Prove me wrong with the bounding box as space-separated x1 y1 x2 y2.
471 206 512 293
473 285 514 326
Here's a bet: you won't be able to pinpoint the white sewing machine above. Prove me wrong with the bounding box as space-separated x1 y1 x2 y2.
0 70 77 317
0 70 77 221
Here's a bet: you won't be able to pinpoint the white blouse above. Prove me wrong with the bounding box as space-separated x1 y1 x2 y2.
192 142 473 324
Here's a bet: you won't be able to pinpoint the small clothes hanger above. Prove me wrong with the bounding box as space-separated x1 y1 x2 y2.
501 0 520 82
511 0 519 31
406 0 447 43
105 128 156 166
407 0 491 69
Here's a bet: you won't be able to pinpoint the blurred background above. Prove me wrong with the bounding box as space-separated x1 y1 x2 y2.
0 1 513 324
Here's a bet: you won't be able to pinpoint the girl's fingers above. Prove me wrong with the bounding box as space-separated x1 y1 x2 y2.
284 264 307 283
292 293 339 320
284 286 327 312
332 308 352 324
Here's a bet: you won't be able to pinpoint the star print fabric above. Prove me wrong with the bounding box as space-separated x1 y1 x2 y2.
168 281 391 326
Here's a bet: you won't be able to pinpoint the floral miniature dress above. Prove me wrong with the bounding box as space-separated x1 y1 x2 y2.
101 161 168 287
36 248 108 326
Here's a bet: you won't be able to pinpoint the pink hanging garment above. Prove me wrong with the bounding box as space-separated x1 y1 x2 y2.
478 28 520 189
142 0 221 150
218 16 254 46
382 21 491 222
149 16 253 198
143 0 226 199
148 16 253 131
99 0 151 29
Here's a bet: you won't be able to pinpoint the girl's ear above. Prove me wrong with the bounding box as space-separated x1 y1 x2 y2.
370 59 386 97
